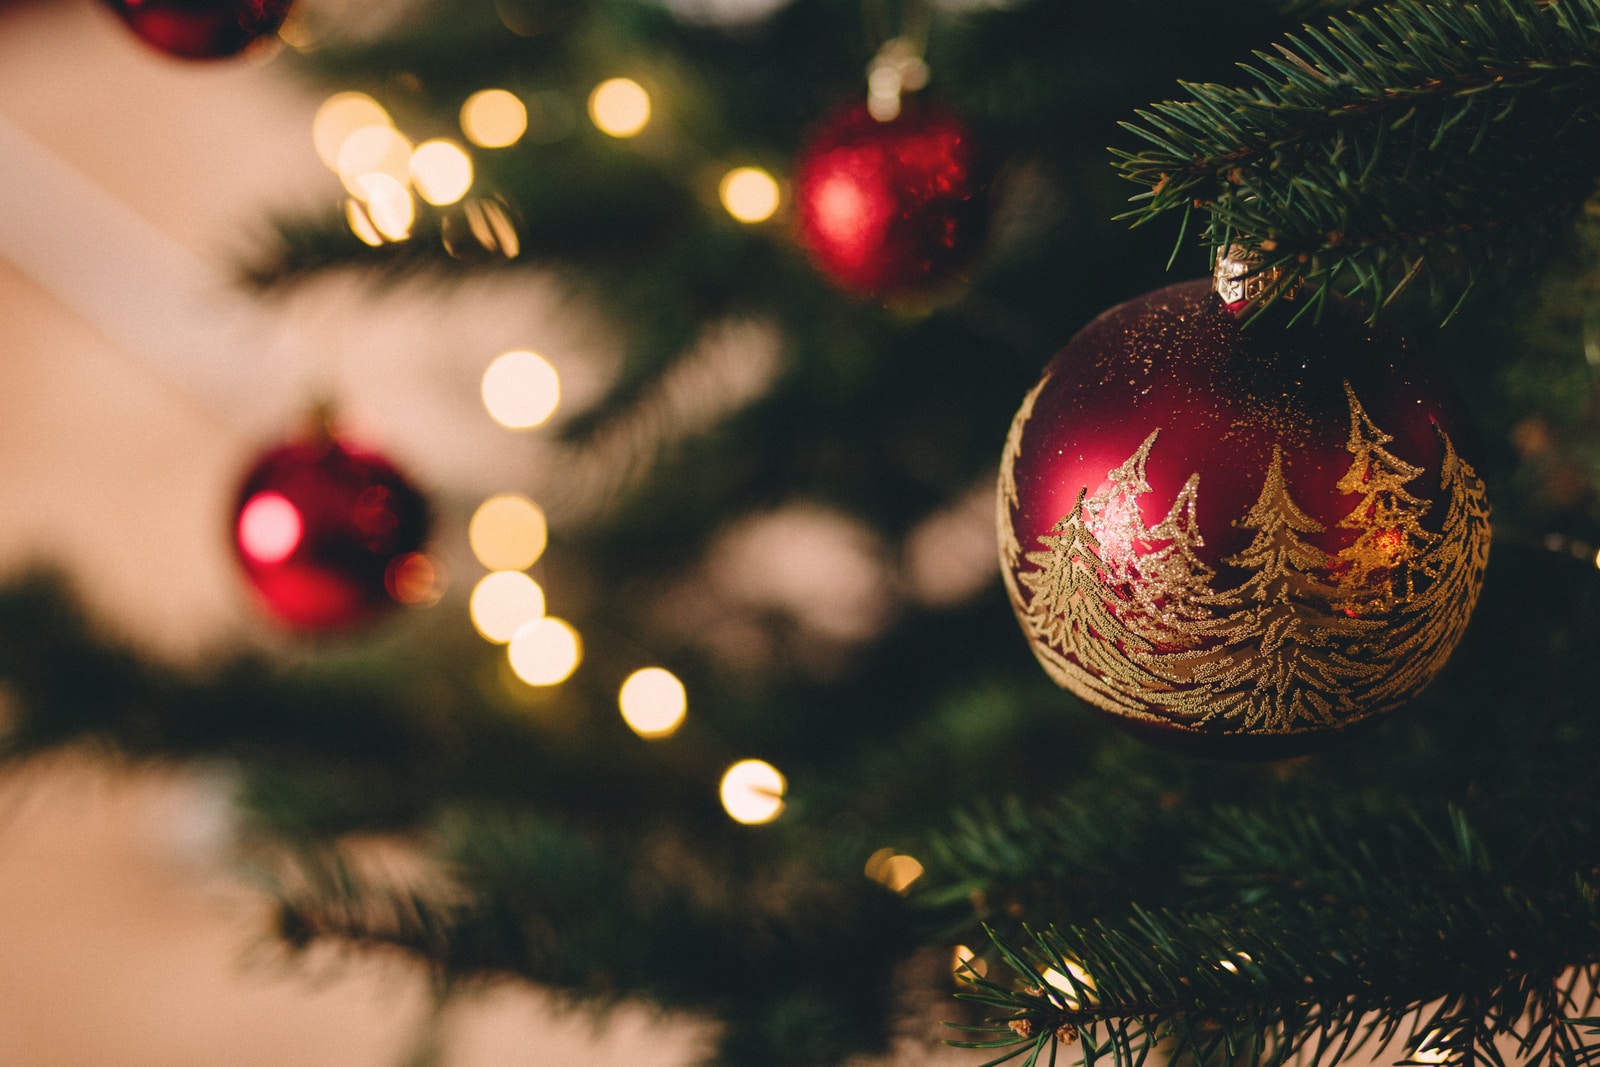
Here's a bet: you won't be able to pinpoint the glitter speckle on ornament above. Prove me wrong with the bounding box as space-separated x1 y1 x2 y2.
793 100 987 301
232 429 432 631
100 0 294 59
997 279 1491 755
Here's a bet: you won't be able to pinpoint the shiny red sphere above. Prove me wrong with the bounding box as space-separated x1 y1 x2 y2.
998 280 1491 756
793 100 987 300
101 0 293 59
232 432 431 631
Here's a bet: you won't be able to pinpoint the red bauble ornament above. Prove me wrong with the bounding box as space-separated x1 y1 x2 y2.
101 0 293 59
793 100 987 300
997 278 1491 756
232 429 431 631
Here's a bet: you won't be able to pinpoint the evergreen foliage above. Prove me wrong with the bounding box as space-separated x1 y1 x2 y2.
5 0 1600 1066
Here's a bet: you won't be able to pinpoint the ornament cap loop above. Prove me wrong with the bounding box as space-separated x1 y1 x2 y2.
1214 243 1298 310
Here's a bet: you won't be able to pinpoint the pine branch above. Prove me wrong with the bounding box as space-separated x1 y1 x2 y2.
1114 0 1600 319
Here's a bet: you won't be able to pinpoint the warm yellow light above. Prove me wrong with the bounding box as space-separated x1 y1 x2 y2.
314 92 392 170
952 945 988 983
618 667 687 739
410 139 474 205
469 494 548 571
1593 546 1600 570
864 847 923 893
481 350 561 429
345 199 385 246
1042 960 1096 1008
1410 1032 1457 1065
461 89 528 148
720 759 785 825
719 167 780 223
588 78 651 138
386 552 444 606
469 570 546 643
508 616 582 686
336 124 413 198
356 173 415 240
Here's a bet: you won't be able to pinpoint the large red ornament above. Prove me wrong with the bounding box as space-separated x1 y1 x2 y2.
997 277 1491 756
101 0 293 60
232 429 432 631
792 100 987 301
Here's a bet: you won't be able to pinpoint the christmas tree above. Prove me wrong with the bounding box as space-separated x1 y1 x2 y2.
2 0 1600 1066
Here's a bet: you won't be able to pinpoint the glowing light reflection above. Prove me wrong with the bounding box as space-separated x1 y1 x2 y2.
719 166 780 223
336 125 413 198
314 93 392 169
461 89 528 148
469 494 548 571
410 139 474 205
238 492 303 564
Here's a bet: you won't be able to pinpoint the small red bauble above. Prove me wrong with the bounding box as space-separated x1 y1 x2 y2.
793 100 987 300
101 0 293 59
232 429 431 631
997 279 1491 756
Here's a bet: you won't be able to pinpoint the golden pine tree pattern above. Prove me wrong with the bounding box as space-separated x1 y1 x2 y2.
1002 384 1492 735
998 373 1049 617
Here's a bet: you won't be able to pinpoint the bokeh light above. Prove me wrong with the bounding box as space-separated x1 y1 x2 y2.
386 552 444 605
508 616 582 686
469 494 548 571
470 570 546 643
237 492 302 564
719 759 785 824
951 944 988 983
863 847 924 893
410 139 474 205
336 124 413 198
481 350 561 429
719 166 780 223
588 78 651 137
618 667 687 738
345 198 385 246
356 173 415 240
1042 959 1096 1008
461 89 528 148
314 92 392 169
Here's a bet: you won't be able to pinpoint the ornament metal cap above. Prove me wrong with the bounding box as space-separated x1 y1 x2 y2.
1213 243 1297 310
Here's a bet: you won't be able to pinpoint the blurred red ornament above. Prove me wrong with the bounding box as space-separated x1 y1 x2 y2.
100 0 293 59
233 429 432 631
997 275 1491 756
793 100 987 300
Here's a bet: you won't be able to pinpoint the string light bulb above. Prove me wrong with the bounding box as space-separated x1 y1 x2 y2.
618 667 688 738
314 92 392 169
719 167 780 223
951 945 988 983
461 89 528 148
588 78 651 137
481 350 561 429
336 125 413 199
410 139 474 205
469 570 546 643
469 494 548 571
719 759 785 824
508 616 582 685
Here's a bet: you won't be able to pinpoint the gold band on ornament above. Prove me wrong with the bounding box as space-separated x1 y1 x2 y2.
1214 243 1298 305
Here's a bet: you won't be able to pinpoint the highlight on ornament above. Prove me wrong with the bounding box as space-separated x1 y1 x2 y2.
469 570 547 643
588 78 651 138
719 759 786 824
469 494 548 571
719 167 780 223
482 350 561 429
410 139 474 206
618 667 688 739
386 552 444 606
997 277 1491 754
508 616 582 686
461 89 528 148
